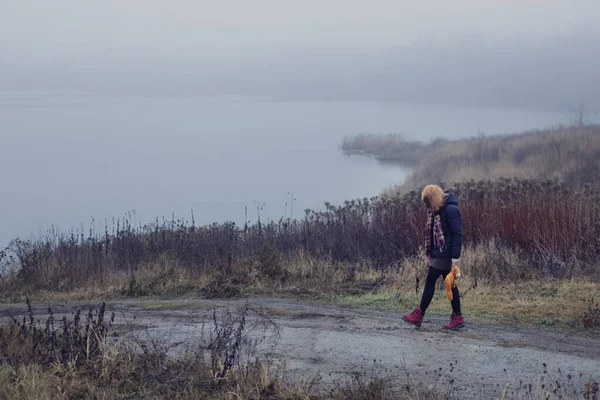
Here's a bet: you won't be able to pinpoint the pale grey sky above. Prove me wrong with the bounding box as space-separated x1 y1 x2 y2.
1 0 599 108
2 1 599 55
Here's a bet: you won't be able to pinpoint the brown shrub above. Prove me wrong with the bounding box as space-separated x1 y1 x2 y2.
582 298 600 329
2 177 599 294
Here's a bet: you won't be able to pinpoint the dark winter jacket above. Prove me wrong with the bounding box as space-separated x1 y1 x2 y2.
429 191 463 260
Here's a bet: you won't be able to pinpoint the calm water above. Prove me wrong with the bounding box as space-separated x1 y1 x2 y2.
0 93 564 247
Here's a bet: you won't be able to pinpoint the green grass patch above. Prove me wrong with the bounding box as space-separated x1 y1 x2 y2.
329 292 400 312
329 289 456 316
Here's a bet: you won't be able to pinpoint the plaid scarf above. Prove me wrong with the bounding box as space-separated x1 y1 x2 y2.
424 212 447 256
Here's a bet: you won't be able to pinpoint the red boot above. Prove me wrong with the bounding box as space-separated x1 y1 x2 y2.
402 307 424 327
443 313 465 330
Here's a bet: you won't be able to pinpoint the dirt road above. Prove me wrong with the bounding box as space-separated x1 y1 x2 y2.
2 298 599 399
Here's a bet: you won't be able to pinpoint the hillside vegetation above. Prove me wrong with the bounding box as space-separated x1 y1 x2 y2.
341 125 600 192
1 180 598 297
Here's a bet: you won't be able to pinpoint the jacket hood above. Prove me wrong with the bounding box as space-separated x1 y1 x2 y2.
444 191 458 206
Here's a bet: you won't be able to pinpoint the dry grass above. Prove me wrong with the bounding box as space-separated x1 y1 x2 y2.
329 281 600 336
0 302 457 400
350 125 600 195
3 177 599 300
331 277 600 333
405 125 600 189
0 251 365 304
328 244 600 332
4 243 600 333
462 280 598 328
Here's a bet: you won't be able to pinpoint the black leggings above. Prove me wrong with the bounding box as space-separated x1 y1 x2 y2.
419 266 461 315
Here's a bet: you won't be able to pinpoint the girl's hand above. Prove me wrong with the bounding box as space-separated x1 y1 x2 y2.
452 258 460 266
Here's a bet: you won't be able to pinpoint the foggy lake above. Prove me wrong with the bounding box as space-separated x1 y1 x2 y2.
0 93 565 247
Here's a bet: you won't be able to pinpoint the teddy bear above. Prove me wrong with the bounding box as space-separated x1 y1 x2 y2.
444 265 461 301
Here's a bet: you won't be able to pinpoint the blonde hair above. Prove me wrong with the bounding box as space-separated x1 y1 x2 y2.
421 185 446 212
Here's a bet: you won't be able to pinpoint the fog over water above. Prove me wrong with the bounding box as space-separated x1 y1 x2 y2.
1 1 597 245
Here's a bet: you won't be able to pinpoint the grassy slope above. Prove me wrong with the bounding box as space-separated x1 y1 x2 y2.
3 249 599 335
342 125 600 193
331 280 600 334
